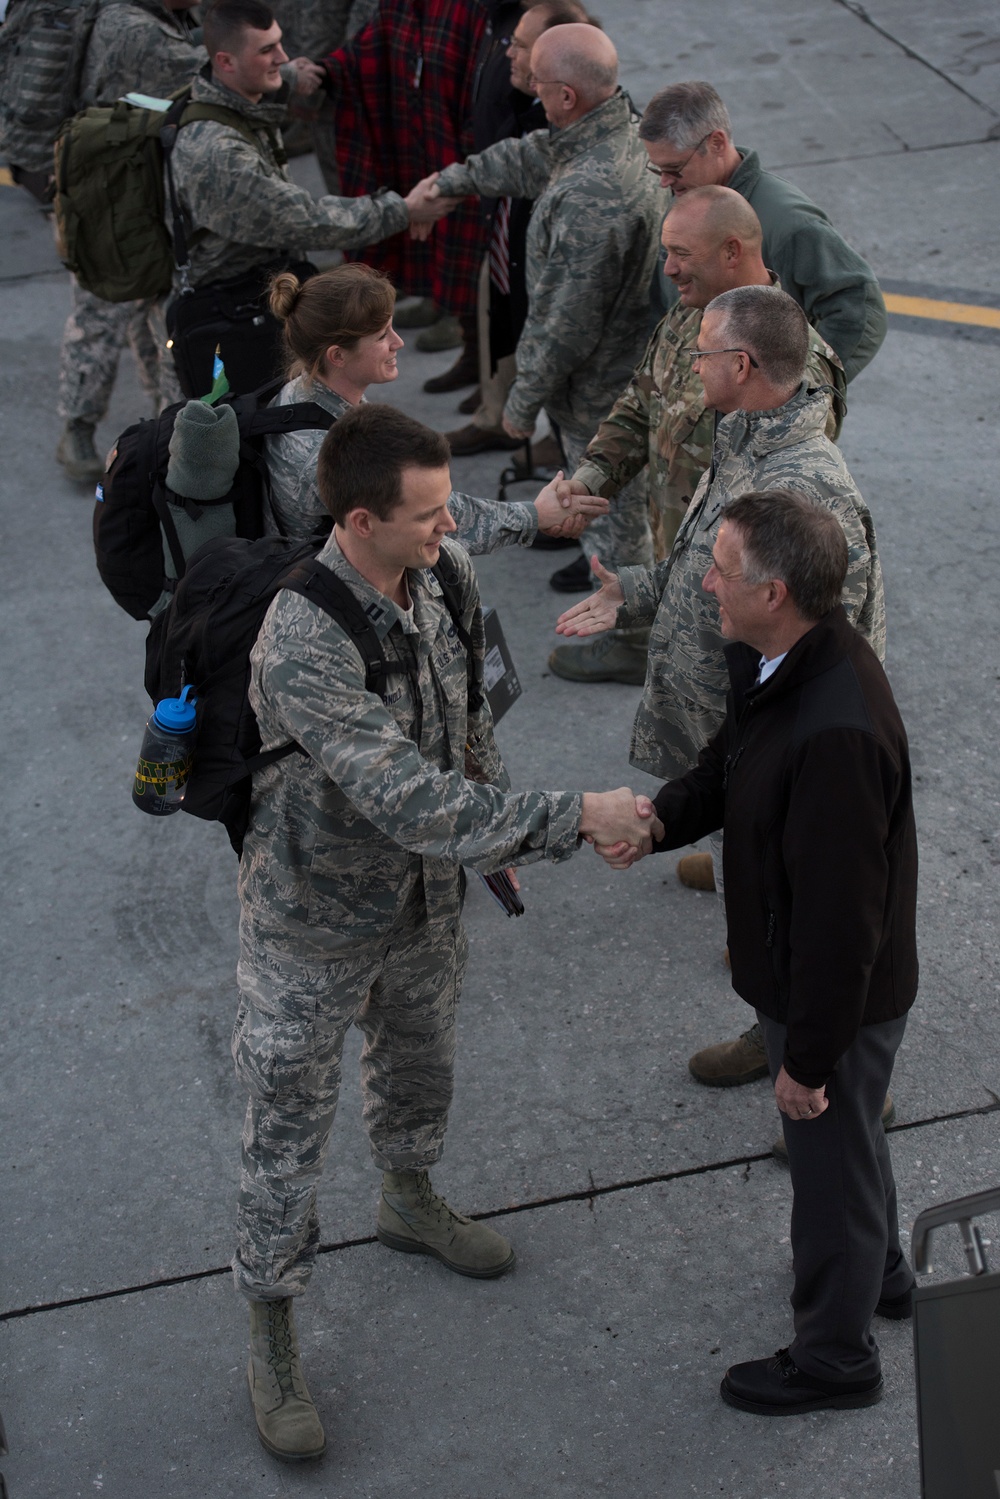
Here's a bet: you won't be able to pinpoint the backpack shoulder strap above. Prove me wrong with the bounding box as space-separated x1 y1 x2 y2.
279 559 403 697
239 401 338 439
178 100 266 154
431 554 483 710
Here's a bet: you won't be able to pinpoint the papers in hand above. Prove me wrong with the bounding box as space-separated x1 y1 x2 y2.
477 869 524 918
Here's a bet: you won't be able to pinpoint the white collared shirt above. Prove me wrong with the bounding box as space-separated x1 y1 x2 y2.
759 651 788 684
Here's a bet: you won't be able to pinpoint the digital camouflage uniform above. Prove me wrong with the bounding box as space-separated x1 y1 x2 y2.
262 376 540 548
617 383 885 781
169 72 411 290
574 290 846 559
234 534 582 1298
435 90 664 571
57 0 204 424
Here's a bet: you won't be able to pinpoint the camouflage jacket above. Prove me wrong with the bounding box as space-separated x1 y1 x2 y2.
618 384 886 780
574 283 846 518
78 0 204 107
435 90 663 442
239 534 582 966
169 72 410 287
263 376 539 548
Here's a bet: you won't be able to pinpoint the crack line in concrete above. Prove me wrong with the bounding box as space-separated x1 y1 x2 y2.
3 1099 996 1326
829 0 1000 120
771 131 999 173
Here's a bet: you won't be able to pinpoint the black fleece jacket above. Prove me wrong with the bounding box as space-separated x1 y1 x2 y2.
652 607 918 1087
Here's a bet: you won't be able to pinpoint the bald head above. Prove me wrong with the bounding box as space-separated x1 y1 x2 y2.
530 23 618 124
661 184 769 309
669 185 762 251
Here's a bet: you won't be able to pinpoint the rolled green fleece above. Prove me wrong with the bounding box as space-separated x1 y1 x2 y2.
165 399 241 500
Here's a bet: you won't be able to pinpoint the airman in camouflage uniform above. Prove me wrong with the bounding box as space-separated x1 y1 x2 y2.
263 374 576 549
619 380 884 783
56 0 204 480
234 404 656 1461
573 297 844 564
169 71 412 290
435 57 664 574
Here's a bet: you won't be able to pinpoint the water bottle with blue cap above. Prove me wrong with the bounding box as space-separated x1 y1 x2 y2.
132 684 199 815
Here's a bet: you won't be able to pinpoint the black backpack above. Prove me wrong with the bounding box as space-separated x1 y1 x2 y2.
94 377 335 621
144 534 479 856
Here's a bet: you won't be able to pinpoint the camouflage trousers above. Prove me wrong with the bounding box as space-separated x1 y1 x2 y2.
561 428 654 573
231 902 469 1301
58 276 181 424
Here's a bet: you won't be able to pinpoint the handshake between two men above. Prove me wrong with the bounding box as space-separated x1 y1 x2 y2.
579 788 664 869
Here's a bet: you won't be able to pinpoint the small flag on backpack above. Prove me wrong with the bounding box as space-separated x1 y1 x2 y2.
202 346 230 406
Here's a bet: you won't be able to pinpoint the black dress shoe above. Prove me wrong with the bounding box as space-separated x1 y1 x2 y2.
875 1285 914 1320
549 553 592 591
720 1348 884 1417
457 387 481 415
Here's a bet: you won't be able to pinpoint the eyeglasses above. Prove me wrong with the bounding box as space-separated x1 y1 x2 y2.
645 132 712 182
506 35 527 51
684 347 760 369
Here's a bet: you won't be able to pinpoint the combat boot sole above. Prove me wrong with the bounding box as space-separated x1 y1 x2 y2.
376 1218 515 1278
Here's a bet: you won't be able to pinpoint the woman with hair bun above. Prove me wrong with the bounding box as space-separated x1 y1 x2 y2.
264 265 610 549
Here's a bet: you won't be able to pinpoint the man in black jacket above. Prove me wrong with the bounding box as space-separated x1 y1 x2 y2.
624 488 918 1416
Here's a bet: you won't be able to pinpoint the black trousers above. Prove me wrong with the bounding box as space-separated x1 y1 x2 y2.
757 1011 913 1383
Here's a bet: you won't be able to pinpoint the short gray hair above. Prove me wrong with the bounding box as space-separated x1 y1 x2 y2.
721 490 848 621
639 81 732 151
705 284 809 390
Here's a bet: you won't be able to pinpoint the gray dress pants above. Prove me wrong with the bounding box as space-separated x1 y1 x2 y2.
756 1011 913 1384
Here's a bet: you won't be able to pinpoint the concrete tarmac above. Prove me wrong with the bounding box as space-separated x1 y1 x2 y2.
1 2 999 1494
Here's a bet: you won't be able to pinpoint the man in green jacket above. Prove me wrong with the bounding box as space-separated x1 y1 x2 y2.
639 80 886 383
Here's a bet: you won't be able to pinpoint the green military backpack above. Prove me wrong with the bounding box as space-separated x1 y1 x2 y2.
53 88 264 303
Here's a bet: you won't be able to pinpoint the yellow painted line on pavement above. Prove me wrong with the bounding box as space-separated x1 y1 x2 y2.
0 167 15 187
885 292 1000 330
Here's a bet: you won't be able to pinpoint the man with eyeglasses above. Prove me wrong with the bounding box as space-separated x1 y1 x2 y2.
432 23 663 594
639 81 887 383
555 286 885 1086
546 184 845 687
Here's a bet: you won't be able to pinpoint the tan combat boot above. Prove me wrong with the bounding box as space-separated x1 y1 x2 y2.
676 852 716 891
377 1169 515 1278
247 1297 326 1462
688 1021 770 1087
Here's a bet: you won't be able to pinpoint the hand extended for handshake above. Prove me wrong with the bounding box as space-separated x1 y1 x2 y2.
534 471 610 538
406 175 463 239
580 788 664 870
